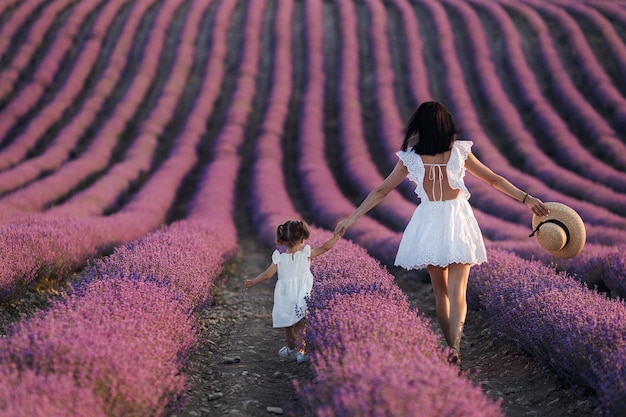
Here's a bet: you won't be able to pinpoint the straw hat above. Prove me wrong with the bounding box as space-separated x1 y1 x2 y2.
530 202 586 259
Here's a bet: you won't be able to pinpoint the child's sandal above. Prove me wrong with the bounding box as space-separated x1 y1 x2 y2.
278 346 298 359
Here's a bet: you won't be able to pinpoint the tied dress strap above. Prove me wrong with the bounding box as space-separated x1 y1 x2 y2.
425 164 446 202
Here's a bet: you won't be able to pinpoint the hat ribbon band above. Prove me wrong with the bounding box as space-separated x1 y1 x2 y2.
529 219 571 246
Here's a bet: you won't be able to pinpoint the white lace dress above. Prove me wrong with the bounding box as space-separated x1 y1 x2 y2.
271 245 314 328
394 140 487 270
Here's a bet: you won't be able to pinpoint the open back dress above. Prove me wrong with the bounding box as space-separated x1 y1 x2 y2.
394 140 487 270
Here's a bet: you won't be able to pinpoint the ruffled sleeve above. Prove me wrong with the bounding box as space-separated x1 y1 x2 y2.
454 140 473 160
271 250 281 264
302 244 311 257
396 150 421 186
447 140 473 199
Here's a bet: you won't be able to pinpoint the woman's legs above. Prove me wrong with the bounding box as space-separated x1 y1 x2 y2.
427 263 471 351
427 265 451 346
447 263 470 351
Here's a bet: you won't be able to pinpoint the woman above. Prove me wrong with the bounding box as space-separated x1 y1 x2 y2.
335 101 549 366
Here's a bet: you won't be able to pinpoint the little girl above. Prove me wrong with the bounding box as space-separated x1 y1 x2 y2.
244 220 342 363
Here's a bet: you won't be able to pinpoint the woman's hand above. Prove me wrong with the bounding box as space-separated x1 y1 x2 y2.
525 195 550 217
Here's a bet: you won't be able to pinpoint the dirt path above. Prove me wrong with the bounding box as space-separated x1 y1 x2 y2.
172 236 314 417
176 237 606 417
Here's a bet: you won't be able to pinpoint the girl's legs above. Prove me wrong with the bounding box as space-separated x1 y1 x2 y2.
284 326 296 350
293 319 306 353
284 318 306 352
427 263 471 351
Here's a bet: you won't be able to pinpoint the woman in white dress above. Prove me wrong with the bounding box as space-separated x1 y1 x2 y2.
244 220 342 363
335 101 549 366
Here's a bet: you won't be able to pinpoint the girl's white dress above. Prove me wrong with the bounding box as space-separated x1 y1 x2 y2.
271 245 314 328
394 140 487 270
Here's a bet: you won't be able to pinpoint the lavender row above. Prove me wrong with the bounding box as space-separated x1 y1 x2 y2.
0 0 245 405
0 0 66 103
561 0 626 80
294 0 620 262
45 0 211 218
386 0 432 103
321 0 626 299
434 1 624 240
0 0 154 195
0 0 183 218
468 249 626 415
355 0 536 242
0 0 238 299
295 231 504 417
590 0 626 28
414 0 626 229
296 0 400 264
445 0 626 206
498 0 626 171
307 0 626 280
0 0 74 105
89 0 235 227
0 0 70 93
378 0 626 238
246 0 529 257
439 0 626 231
392 0 543 241
521 0 626 134
0 0 246 409
247 0 300 242
0 219 235 416
320 0 624 251
334 0 417 231
0 0 103 147
556 243 626 299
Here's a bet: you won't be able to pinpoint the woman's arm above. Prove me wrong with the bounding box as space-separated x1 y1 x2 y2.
465 153 550 216
243 263 278 290
334 160 408 234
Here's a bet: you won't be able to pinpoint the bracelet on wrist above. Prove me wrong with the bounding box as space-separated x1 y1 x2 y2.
522 193 529 204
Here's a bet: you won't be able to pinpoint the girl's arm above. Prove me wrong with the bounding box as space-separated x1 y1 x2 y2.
464 153 550 216
334 160 408 234
310 231 343 258
244 263 278 290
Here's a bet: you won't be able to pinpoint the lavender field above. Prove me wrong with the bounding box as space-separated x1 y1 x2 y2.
0 0 625 416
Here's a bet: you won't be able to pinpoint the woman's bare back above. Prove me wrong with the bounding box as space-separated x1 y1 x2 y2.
420 151 460 201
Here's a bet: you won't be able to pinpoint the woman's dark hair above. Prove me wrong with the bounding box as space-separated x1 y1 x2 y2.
401 101 460 155
276 220 311 247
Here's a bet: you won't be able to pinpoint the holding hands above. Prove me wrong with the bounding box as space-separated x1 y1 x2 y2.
334 218 354 236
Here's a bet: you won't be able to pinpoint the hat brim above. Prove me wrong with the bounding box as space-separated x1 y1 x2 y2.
531 202 586 259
